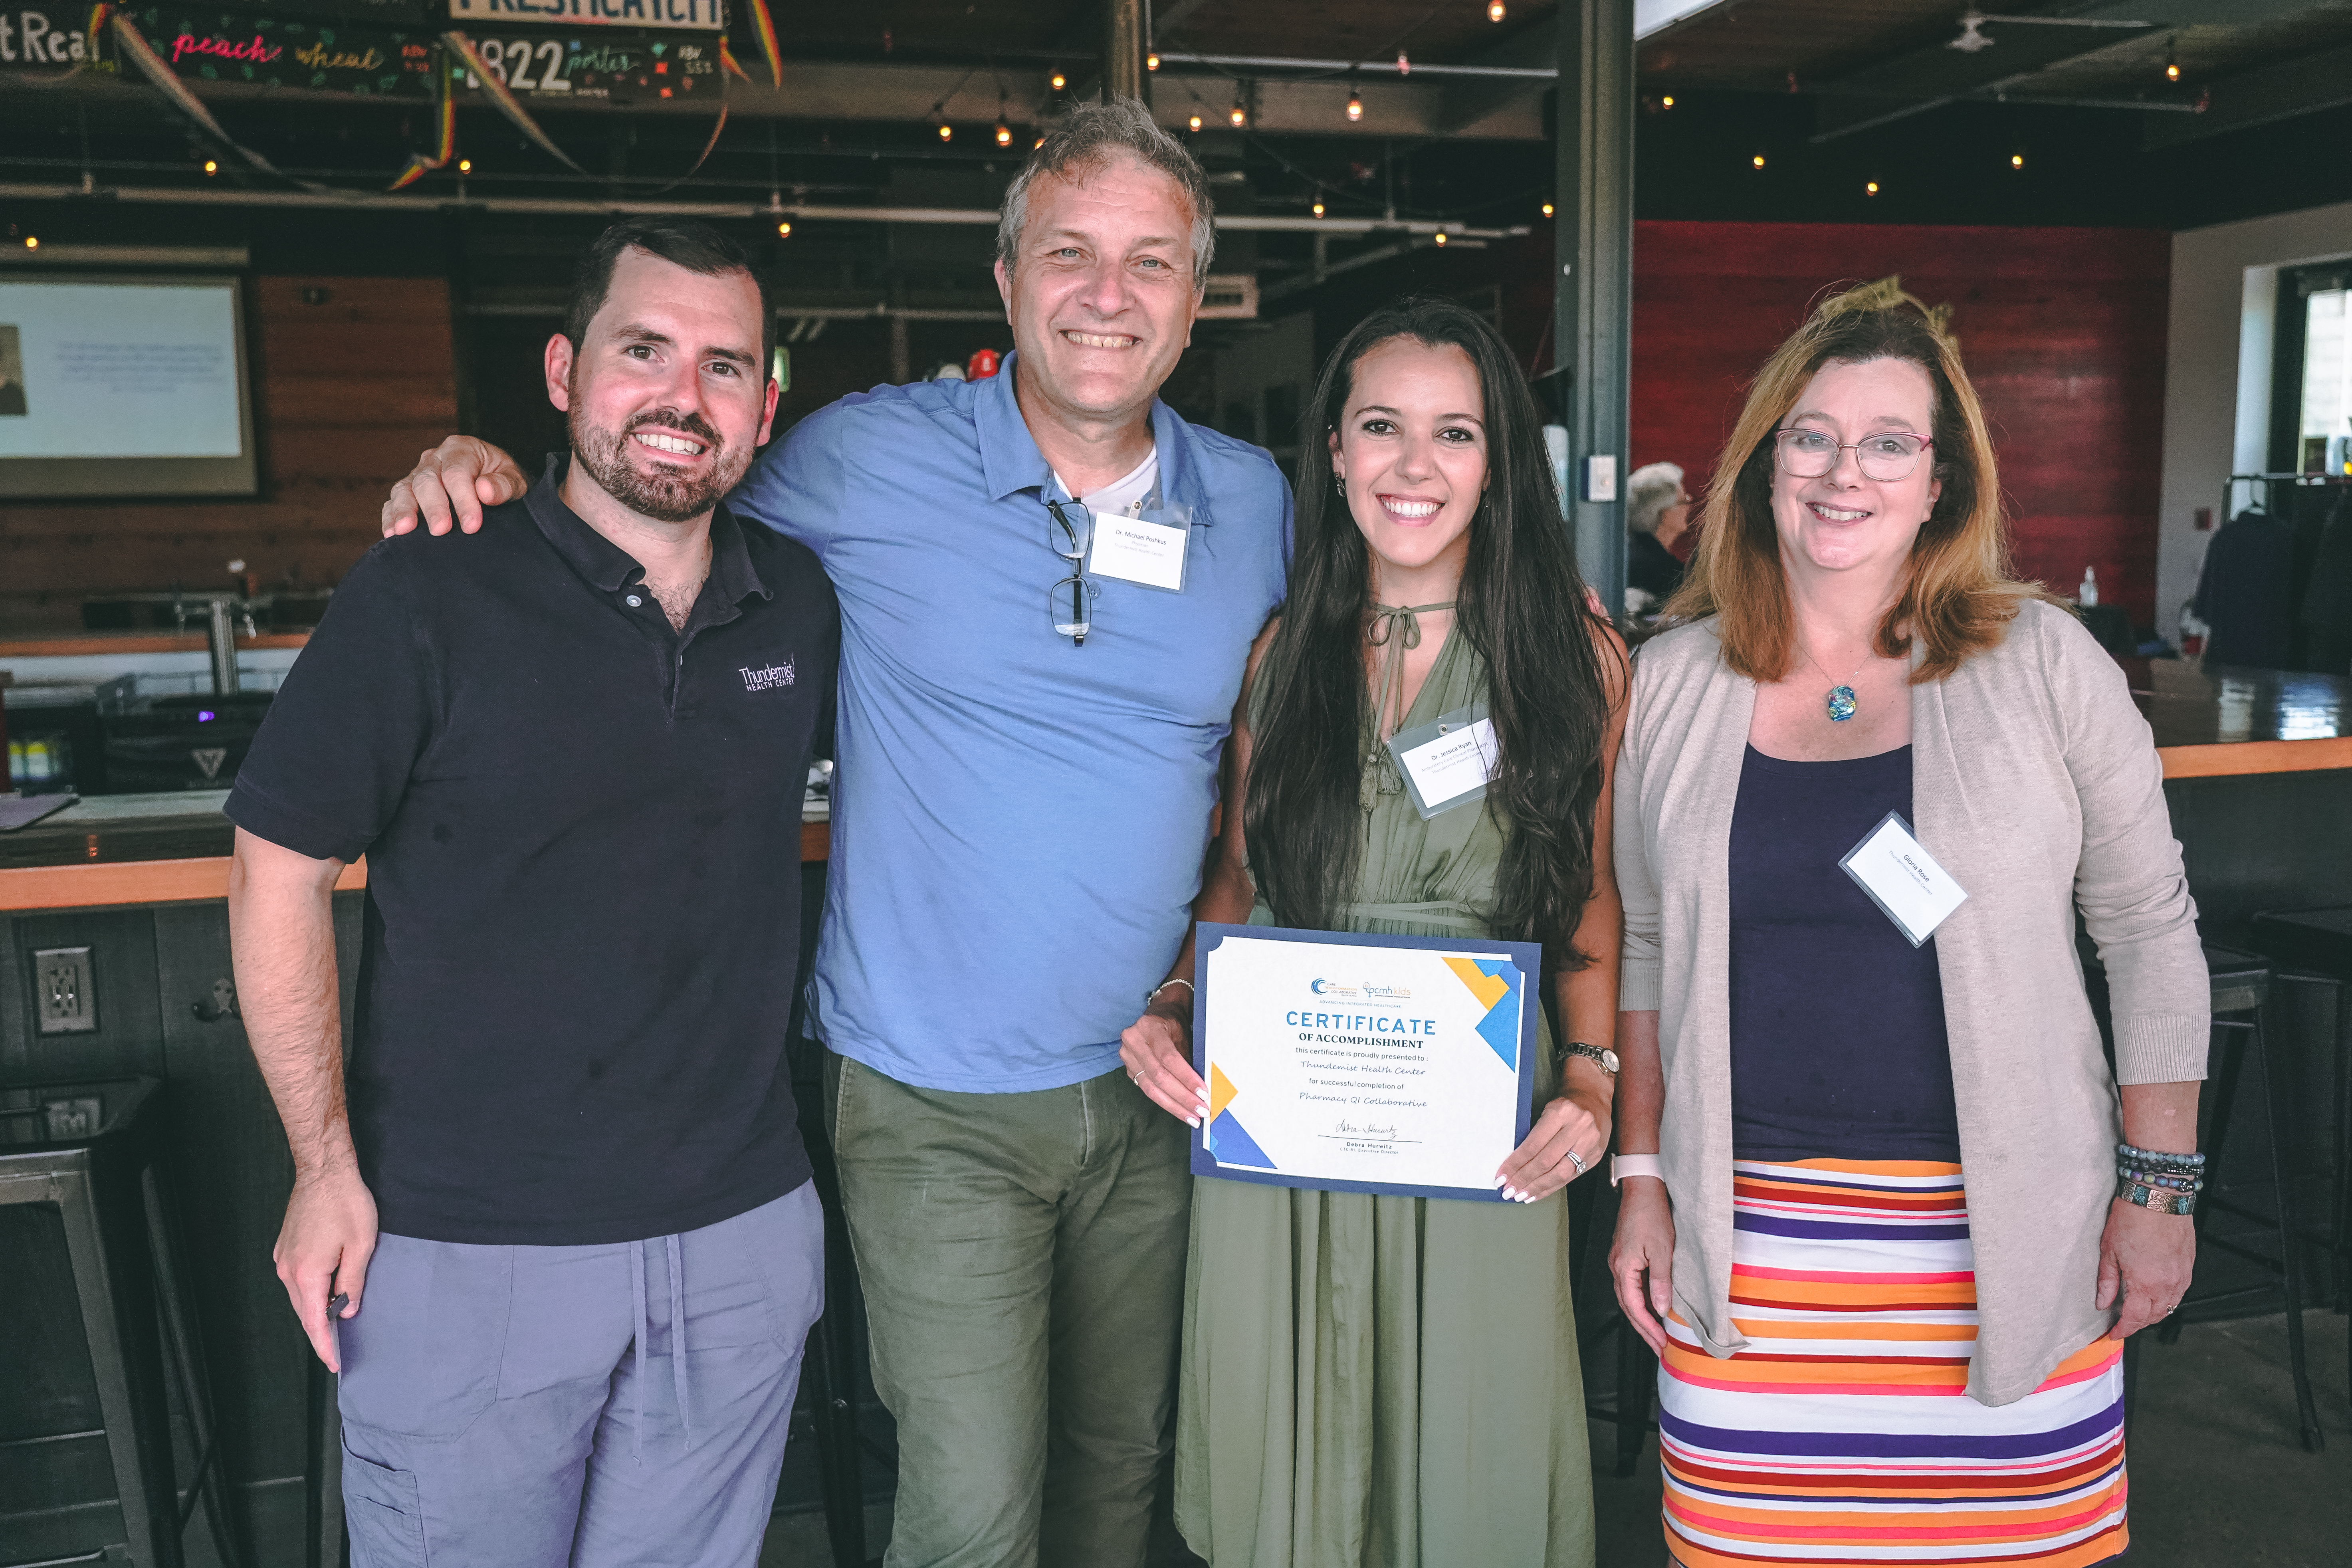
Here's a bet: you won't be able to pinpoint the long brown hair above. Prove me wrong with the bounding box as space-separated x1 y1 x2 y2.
1662 278 2056 684
1244 298 1619 966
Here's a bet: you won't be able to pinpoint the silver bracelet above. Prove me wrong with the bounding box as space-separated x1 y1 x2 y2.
1145 977 1196 1009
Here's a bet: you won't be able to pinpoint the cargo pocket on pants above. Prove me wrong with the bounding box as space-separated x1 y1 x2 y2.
341 1434 426 1567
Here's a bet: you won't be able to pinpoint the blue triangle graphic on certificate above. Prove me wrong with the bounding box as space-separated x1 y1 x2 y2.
1208 1109 1277 1170
1474 959 1521 1069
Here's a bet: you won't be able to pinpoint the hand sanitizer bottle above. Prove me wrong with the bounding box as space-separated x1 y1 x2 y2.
2077 566 2099 607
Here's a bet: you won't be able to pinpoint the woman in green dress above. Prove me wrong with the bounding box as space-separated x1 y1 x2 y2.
1120 297 1629 1566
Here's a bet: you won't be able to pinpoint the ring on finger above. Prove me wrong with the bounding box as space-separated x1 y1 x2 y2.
1565 1148 1587 1175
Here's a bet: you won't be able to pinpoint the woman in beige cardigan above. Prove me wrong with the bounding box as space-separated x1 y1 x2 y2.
1607 283 2208 1568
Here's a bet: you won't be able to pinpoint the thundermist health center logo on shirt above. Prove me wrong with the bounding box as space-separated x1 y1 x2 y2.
739 659 796 692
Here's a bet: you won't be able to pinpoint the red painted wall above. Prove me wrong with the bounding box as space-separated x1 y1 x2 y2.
1629 221 2172 624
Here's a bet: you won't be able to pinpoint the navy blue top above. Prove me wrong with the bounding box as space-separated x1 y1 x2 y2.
230 458 837 1245
1727 744 1961 1162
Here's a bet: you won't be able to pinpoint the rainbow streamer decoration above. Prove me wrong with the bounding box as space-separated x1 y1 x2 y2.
442 29 588 174
719 35 751 84
743 0 781 89
388 54 456 191
108 11 337 190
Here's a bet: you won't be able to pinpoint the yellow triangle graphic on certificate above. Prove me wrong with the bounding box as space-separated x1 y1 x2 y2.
1444 957 1510 1011
1209 1063 1238 1122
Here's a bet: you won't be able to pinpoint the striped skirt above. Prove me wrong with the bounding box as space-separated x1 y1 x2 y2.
1657 1160 2128 1568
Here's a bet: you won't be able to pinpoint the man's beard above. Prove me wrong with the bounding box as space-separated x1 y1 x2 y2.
569 406 742 523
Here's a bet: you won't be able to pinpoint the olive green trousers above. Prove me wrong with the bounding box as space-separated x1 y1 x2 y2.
825 1051 1193 1568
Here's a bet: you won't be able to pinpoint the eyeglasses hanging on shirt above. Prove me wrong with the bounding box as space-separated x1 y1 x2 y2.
1040 486 1195 647
1044 496 1099 646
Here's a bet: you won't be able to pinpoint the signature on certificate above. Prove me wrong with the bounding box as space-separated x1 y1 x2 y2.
1334 1118 1400 1141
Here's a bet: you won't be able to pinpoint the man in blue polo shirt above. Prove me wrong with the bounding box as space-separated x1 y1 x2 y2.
384 102 1287 1567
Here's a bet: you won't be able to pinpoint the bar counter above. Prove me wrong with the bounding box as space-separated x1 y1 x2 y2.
0 793 830 911
4 653 2346 914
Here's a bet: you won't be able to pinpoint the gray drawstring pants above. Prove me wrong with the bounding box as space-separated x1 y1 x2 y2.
335 1181 824 1568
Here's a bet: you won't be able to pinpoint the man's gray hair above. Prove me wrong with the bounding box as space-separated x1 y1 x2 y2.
1627 461 1686 537
997 97 1217 289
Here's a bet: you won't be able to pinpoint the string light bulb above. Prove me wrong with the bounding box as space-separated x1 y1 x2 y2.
938 121 953 141
1188 113 1203 131
204 159 219 174
1752 154 1765 169
777 220 793 237
457 158 472 172
1312 199 1325 217
1050 67 1066 91
2164 39 2180 81
1145 52 1159 71
2011 152 2024 168
23 236 37 250
1661 94 1674 108
997 121 1013 146
1865 181 1879 196
1230 95 1247 128
1489 0 1506 19
1542 201 1554 217
1433 230 1448 247
1346 85 1363 122
1396 51 1410 75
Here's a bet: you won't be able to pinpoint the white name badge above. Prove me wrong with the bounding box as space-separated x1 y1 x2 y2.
1840 811 1967 948
1387 707 1498 820
1088 513 1189 592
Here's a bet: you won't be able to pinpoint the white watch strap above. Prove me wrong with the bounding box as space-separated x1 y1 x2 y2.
1611 1154 1664 1188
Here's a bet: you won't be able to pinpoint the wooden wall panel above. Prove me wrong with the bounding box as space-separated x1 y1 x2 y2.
0 278 456 632
1627 221 2172 625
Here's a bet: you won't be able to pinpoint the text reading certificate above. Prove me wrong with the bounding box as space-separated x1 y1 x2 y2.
1189 923 1541 1203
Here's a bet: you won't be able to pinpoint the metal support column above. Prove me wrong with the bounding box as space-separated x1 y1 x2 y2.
1104 0 1147 104
1552 0 1635 613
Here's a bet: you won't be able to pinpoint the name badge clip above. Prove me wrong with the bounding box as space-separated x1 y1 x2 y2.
1839 811 1967 947
1385 704 1498 821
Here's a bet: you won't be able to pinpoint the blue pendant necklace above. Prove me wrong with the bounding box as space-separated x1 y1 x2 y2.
1799 644 1871 723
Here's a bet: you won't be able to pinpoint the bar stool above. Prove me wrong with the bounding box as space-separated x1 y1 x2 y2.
0 1077 248 1568
2243 905 2352 1355
2140 948 2327 1451
1568 1168 1655 1477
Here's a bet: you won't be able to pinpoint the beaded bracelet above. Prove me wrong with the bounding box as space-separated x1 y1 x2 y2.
2117 1177 2198 1215
2118 1142 2204 1173
2118 1168 2201 1193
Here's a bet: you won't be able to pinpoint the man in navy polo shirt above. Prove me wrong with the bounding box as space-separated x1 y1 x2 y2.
383 103 1289 1567
230 222 837 1567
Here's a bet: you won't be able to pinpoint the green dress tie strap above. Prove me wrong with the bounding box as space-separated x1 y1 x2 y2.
1363 601 1456 809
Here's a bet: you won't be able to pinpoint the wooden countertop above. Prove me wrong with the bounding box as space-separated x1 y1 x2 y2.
0 632 312 658
5 652 2343 910
2134 659 2352 779
0 793 830 911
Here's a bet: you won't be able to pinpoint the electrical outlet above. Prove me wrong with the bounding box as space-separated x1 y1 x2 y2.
33 946 99 1035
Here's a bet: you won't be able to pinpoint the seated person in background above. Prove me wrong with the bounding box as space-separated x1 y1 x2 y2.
1623 459 1690 616
227 220 836 1568
2192 506 2295 670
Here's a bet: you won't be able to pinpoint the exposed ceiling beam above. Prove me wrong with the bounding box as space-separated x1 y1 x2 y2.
2143 36 2352 146
1435 24 1562 136
1809 16 2167 142
0 181 1533 234
10 58 1542 138
1152 0 1219 37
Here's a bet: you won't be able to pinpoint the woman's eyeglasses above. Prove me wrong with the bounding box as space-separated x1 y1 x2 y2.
1044 496 1097 646
1773 428 1934 482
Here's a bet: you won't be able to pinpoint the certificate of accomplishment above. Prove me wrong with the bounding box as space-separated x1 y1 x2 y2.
1189 922 1542 1202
